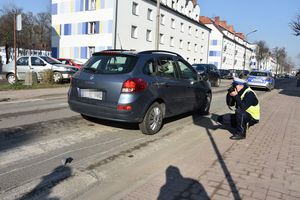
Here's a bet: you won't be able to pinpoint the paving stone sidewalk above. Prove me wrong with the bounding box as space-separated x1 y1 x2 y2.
120 84 300 200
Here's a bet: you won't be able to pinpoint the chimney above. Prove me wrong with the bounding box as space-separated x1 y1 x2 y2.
214 16 220 25
200 16 212 24
191 0 197 6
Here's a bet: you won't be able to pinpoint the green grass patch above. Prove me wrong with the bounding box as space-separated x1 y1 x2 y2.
0 81 70 91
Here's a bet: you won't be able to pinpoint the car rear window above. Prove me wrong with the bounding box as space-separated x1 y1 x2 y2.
249 72 268 77
82 54 138 74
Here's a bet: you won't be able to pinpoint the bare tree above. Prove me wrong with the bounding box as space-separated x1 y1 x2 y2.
290 12 300 36
273 47 287 76
255 40 270 70
34 12 51 50
0 4 22 63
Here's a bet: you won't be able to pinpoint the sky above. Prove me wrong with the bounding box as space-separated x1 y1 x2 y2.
197 0 300 66
0 0 299 66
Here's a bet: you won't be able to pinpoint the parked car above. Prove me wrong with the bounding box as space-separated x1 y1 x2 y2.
68 50 212 135
219 69 231 79
228 69 238 78
246 71 275 90
57 58 83 69
192 64 221 87
2 56 77 84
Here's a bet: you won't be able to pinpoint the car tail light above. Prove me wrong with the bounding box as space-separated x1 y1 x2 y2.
117 105 132 111
121 78 148 93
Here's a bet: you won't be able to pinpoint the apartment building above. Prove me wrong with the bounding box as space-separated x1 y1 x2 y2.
200 16 253 70
51 0 210 64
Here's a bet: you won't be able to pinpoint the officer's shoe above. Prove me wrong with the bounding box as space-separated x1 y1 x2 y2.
230 134 246 140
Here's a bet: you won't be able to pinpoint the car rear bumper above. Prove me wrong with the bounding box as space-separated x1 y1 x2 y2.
68 99 144 123
247 82 269 88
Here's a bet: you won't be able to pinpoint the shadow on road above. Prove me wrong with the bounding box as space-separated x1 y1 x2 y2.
192 113 241 200
274 78 300 97
158 165 209 200
19 165 72 200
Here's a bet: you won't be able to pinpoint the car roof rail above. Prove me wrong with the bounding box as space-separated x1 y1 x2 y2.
138 50 183 58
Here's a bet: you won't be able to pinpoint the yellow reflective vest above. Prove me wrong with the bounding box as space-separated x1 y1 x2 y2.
240 87 260 120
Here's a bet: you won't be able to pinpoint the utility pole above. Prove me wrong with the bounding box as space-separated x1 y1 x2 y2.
13 14 17 82
243 30 257 72
155 0 160 50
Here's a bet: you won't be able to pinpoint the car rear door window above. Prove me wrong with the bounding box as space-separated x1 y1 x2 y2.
83 54 137 74
143 59 156 76
157 57 177 78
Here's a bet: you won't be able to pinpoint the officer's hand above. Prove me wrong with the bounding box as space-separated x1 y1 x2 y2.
230 90 238 97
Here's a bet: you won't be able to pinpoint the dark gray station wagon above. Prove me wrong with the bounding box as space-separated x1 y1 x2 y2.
68 50 212 135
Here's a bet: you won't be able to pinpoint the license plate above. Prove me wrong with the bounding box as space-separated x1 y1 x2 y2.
78 89 103 100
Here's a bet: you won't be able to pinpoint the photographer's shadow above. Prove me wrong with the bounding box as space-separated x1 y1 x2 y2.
157 165 209 200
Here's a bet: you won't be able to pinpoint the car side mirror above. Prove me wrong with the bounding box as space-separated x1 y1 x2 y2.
42 62 47 66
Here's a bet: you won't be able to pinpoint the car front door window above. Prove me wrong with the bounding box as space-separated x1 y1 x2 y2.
177 60 197 81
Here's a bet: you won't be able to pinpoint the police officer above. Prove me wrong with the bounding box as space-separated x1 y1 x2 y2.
218 77 260 140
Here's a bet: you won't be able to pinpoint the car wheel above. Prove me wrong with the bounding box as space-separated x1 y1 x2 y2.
53 72 63 83
139 102 163 135
199 93 212 115
215 78 221 87
7 73 16 84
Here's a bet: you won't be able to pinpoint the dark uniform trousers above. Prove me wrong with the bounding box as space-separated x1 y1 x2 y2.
219 108 255 136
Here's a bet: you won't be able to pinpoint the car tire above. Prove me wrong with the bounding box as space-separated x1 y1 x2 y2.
199 93 212 115
53 72 63 83
7 73 16 84
139 102 164 135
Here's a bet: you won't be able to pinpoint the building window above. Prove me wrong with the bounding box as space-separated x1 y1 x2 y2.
146 30 152 42
188 26 192 35
147 8 153 21
160 33 164 44
161 14 165 25
209 51 221 57
172 1 176 9
201 45 204 53
180 23 184 32
187 42 191 51
201 31 205 40
211 40 218 45
89 0 96 10
195 29 199 37
132 2 139 16
179 39 183 49
170 36 174 47
194 44 198 52
131 26 138 38
88 22 96 34
171 18 175 29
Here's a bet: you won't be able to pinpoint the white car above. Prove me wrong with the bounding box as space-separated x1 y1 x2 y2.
246 71 275 90
2 56 77 84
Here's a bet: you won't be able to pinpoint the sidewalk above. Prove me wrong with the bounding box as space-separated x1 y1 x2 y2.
0 87 69 102
117 82 300 199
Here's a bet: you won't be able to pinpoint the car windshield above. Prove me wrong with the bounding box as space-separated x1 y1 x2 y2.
249 71 268 77
82 54 138 74
41 56 62 64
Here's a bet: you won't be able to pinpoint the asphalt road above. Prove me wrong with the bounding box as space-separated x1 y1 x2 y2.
0 79 291 200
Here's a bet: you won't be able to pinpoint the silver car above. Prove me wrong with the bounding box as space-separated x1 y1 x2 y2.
2 56 77 84
246 71 275 90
